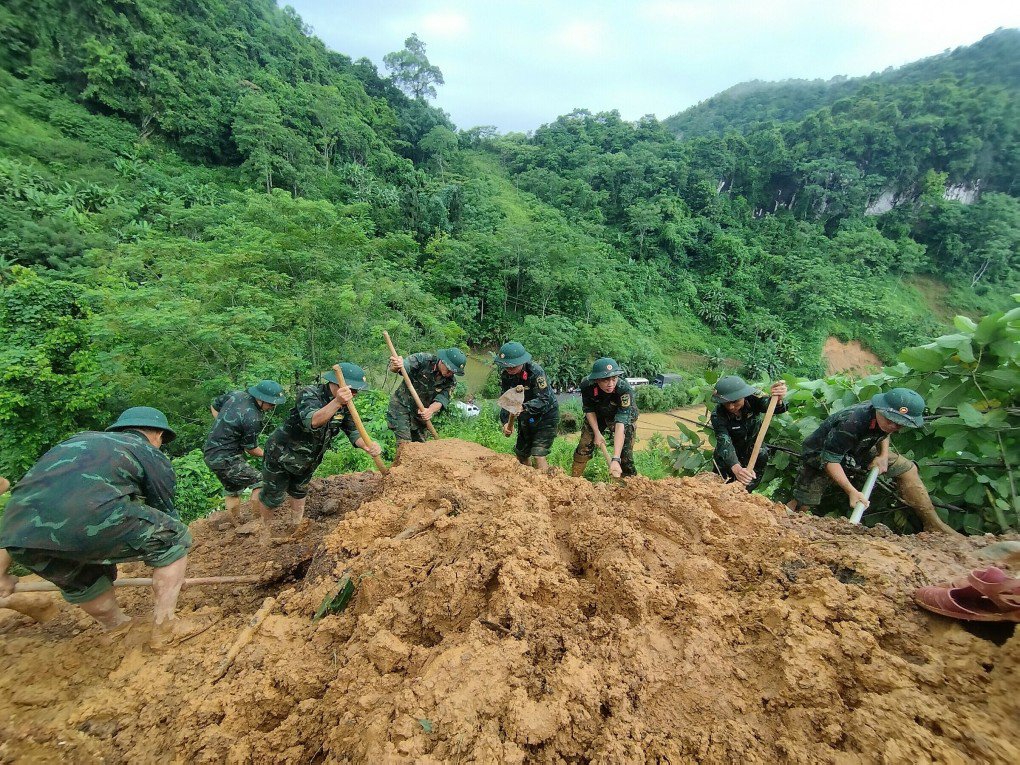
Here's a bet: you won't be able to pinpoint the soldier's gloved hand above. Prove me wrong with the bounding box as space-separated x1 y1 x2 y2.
0 572 17 598
389 355 403 372
770 381 788 398
732 465 756 485
333 385 354 406
847 489 869 509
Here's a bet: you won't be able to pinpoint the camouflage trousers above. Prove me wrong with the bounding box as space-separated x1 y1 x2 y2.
386 399 431 443
573 418 637 477
793 448 914 507
260 438 319 508
204 453 262 496
514 410 560 459
6 500 192 604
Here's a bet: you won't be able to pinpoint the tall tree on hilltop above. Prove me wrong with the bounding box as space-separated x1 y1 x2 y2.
383 33 444 101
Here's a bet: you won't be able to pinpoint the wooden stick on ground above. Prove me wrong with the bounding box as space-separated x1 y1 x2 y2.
213 596 277 682
13 574 261 594
383 331 440 440
332 364 389 476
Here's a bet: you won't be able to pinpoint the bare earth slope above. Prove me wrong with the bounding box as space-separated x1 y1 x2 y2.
1 440 1017 763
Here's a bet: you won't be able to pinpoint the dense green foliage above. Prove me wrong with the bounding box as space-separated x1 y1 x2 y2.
0 0 1016 536
668 302 1020 534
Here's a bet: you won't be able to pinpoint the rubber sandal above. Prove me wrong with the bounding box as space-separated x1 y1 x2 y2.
913 583 1020 622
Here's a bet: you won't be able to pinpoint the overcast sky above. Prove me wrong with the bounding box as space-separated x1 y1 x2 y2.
283 1 1020 133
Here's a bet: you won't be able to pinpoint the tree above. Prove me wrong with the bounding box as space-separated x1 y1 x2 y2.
383 34 444 101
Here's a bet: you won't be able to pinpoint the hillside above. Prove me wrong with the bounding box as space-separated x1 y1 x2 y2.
1 442 1017 761
665 28 1020 142
0 0 1018 478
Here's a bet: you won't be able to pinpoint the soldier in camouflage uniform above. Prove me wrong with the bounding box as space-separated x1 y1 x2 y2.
710 375 788 491
572 358 639 479
494 342 560 470
0 407 214 647
386 347 466 445
787 388 956 534
250 362 381 540
203 380 287 525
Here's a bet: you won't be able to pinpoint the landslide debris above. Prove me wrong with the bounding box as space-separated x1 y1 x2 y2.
1 440 1017 763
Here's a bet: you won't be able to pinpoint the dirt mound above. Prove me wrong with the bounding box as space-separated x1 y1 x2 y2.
824 337 883 375
1 440 1017 763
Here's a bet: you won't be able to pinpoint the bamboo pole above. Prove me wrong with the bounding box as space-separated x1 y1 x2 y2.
14 574 261 593
332 364 389 475
383 331 440 439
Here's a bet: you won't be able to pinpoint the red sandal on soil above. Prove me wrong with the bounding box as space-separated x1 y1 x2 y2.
914 566 1020 623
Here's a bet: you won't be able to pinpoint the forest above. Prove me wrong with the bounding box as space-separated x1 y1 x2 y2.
0 1 1017 529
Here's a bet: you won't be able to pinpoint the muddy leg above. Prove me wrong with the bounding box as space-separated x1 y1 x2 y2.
0 593 61 623
152 556 188 625
896 466 958 535
79 589 131 631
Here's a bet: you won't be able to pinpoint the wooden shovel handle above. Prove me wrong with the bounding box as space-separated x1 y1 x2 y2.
383 331 440 440
505 413 517 436
745 392 779 474
332 365 389 475
13 574 261 593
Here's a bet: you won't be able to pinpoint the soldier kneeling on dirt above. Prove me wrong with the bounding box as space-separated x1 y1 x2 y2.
494 342 560 471
203 380 287 527
572 358 639 479
710 375 788 492
0 408 214 648
786 388 957 534
250 363 381 541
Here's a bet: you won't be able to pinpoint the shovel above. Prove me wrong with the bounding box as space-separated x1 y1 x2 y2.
383 331 440 440
332 364 389 476
497 385 525 436
743 390 780 480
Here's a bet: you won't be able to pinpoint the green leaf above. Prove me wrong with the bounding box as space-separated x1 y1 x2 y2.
419 719 433 733
979 368 1020 391
898 345 947 372
942 473 971 496
956 402 986 428
953 315 978 333
973 313 1003 345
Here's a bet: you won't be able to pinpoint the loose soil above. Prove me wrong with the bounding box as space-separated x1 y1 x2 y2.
824 337 883 376
2 440 1017 763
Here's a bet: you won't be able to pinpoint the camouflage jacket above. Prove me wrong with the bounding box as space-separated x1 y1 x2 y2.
203 391 265 464
801 402 888 469
265 384 359 474
0 430 177 551
392 353 455 410
580 378 638 427
711 394 788 467
500 361 559 421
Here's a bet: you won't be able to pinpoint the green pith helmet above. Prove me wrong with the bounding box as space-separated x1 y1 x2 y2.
587 357 623 381
247 379 287 405
494 342 531 368
324 362 370 390
437 347 467 376
872 387 926 428
712 375 758 403
106 406 177 443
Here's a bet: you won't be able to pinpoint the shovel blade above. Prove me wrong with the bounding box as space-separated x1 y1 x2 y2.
497 386 525 415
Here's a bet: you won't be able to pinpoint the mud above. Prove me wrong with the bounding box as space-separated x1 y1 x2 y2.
824 337 883 376
1 440 1017 763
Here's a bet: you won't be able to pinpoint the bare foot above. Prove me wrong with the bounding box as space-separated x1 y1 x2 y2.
150 613 220 651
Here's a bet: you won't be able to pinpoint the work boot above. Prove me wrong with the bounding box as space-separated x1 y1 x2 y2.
150 612 220 651
896 470 959 535
571 457 590 478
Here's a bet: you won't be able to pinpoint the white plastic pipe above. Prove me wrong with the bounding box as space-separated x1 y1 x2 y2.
849 467 880 524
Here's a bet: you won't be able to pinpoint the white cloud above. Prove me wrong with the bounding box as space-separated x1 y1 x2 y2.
420 11 470 40
551 20 608 56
